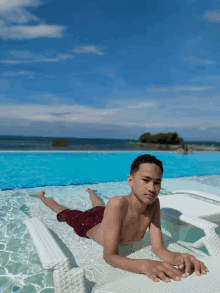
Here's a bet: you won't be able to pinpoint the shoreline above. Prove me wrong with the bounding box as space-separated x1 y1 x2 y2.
0 150 220 153
128 142 220 152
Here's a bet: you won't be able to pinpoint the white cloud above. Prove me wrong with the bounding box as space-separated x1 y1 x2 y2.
43 58 60 62
0 104 121 125
127 102 156 109
0 0 66 40
0 0 42 26
0 0 42 12
57 54 73 59
73 45 105 55
0 45 103 64
146 85 213 92
0 52 73 64
2 71 35 77
195 59 216 65
9 51 34 58
0 60 22 64
0 24 65 40
183 56 216 66
187 75 220 83
204 9 220 23
0 98 219 130
0 7 39 24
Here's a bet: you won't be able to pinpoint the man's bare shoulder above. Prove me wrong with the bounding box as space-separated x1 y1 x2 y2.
101 196 125 230
108 195 128 208
115 195 158 212
112 195 128 208
105 196 128 218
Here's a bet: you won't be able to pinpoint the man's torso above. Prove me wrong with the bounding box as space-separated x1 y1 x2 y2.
87 196 157 246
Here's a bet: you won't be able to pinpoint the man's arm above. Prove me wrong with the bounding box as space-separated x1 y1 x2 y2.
151 247 181 266
149 198 180 265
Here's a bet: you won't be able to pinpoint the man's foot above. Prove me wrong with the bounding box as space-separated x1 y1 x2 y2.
29 190 45 199
85 188 103 207
85 187 95 195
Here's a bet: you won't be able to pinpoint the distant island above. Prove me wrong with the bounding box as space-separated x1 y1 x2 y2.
128 132 220 152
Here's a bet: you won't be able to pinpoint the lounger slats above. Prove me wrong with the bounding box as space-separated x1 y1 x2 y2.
23 217 87 293
171 189 220 203
175 214 220 256
23 218 70 272
92 256 220 293
53 267 86 293
180 214 219 231
159 194 220 220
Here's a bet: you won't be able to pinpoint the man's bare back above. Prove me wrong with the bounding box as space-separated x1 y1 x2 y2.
86 195 157 246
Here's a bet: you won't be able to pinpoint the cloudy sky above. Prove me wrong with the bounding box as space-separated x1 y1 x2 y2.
0 0 220 141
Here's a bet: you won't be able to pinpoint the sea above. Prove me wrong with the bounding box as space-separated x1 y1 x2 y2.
0 135 220 151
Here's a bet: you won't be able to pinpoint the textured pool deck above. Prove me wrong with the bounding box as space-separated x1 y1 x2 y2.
161 175 220 196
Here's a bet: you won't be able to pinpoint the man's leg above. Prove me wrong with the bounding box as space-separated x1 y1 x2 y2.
29 191 66 213
85 188 105 207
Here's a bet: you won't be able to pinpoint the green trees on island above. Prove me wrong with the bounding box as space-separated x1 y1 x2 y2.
51 138 70 147
139 132 183 145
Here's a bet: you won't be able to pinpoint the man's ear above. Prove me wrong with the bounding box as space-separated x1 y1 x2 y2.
127 175 132 187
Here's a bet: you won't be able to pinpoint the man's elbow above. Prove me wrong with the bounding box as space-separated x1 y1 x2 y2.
104 253 119 266
151 245 165 253
104 254 110 262
104 253 114 261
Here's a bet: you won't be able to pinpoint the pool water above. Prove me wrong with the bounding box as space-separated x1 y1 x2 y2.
1 151 220 191
1 151 220 293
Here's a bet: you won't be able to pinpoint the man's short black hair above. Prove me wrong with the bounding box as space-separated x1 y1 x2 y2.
130 154 163 176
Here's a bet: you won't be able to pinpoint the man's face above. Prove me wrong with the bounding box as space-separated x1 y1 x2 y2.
128 163 162 203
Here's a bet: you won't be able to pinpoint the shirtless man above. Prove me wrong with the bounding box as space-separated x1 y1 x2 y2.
31 154 208 283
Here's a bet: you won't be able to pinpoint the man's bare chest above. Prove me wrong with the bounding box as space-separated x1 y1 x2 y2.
119 213 153 244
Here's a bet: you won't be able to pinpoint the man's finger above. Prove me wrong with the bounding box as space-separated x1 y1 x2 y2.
194 260 202 275
178 259 184 269
185 258 191 275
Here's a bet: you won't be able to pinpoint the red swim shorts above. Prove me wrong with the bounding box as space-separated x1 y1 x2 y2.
57 206 105 238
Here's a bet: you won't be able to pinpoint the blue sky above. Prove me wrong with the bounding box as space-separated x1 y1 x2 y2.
0 0 220 141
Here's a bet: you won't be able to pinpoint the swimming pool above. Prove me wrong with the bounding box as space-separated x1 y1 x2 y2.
1 151 220 190
1 151 220 293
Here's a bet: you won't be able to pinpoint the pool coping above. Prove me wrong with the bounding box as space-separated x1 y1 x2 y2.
0 150 220 153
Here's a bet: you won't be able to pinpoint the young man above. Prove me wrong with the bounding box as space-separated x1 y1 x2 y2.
30 154 208 283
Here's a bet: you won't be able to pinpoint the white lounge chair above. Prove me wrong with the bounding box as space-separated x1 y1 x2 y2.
23 189 220 293
158 189 220 256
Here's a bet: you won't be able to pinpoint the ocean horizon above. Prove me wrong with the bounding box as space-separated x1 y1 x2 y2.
0 135 220 151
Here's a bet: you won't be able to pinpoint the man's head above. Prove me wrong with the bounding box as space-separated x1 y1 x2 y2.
127 154 163 205
130 154 163 177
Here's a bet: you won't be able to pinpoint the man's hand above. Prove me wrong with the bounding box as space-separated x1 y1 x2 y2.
173 253 209 277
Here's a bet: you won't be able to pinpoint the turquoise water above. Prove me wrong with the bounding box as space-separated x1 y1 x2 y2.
1 151 220 190
1 151 220 293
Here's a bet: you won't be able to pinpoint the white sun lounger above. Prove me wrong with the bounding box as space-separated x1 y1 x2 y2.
158 189 220 256
23 189 220 293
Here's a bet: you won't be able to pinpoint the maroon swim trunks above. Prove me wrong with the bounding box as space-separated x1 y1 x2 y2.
57 206 105 238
